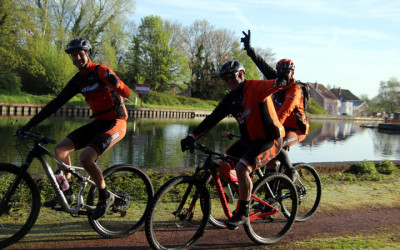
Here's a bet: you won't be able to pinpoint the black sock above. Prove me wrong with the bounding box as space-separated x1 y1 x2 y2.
238 199 250 216
98 187 109 200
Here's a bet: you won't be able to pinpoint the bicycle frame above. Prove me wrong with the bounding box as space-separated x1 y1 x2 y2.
17 137 97 214
177 150 280 224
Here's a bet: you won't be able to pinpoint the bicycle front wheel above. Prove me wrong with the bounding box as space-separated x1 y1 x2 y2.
293 163 321 221
87 164 154 238
145 175 210 250
0 164 41 249
245 173 298 245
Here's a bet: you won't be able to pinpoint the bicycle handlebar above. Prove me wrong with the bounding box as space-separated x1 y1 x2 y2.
223 131 241 140
192 143 239 162
19 131 57 145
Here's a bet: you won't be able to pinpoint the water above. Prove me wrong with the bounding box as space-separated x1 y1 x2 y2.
0 117 398 174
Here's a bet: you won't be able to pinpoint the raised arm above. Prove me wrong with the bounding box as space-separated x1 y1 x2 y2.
241 30 277 80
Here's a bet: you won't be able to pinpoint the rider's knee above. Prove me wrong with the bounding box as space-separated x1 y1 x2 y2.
79 147 98 168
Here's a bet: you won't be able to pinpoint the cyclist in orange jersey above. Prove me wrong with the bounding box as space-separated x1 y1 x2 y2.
241 30 309 179
17 38 130 220
181 60 287 228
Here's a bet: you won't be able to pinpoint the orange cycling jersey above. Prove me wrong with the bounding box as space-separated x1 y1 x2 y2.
274 80 309 134
191 79 285 141
26 60 130 127
246 47 309 135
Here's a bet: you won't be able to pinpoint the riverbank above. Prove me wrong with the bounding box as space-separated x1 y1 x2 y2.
0 102 385 122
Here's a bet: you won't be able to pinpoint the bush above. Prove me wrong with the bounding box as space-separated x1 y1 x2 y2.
0 72 22 94
307 98 327 114
376 160 399 175
346 161 377 175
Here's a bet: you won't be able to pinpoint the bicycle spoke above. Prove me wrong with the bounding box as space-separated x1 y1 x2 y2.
293 164 321 221
0 164 40 249
244 173 298 245
88 164 153 238
146 176 210 249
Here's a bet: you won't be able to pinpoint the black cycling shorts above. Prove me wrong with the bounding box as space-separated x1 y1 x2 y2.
67 119 127 156
226 138 282 172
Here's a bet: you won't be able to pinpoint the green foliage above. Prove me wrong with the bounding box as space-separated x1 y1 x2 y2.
127 15 190 93
307 98 327 114
140 91 218 109
376 160 399 175
346 161 377 175
368 77 400 113
0 71 22 94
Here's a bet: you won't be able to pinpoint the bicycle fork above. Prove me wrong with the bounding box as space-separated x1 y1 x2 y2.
172 183 196 221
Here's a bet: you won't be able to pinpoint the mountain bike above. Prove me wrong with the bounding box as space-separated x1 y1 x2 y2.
0 131 154 248
209 131 321 227
145 143 298 249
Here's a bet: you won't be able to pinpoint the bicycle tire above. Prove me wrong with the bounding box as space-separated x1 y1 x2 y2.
292 163 321 221
244 173 298 245
145 175 210 250
0 163 41 249
87 164 154 238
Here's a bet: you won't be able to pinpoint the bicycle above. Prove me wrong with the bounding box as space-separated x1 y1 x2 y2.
0 131 154 248
145 143 298 249
209 131 321 227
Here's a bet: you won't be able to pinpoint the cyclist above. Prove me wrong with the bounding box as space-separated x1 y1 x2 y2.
181 60 287 228
17 38 130 220
241 30 309 179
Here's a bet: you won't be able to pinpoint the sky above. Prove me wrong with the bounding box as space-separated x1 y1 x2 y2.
130 0 400 99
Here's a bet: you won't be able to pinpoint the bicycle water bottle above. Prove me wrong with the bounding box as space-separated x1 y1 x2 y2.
217 160 236 204
218 160 238 183
55 169 70 191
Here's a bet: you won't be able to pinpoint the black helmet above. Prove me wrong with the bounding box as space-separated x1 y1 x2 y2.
219 60 245 76
65 38 92 55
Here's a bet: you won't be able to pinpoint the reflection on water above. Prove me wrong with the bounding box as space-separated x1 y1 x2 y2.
0 117 399 173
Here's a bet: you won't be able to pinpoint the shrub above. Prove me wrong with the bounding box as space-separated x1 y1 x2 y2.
376 160 399 175
346 161 377 175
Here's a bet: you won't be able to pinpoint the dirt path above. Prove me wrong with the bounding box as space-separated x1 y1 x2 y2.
8 206 400 249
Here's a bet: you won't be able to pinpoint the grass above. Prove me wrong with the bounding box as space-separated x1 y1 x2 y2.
281 228 400 249
4 163 400 249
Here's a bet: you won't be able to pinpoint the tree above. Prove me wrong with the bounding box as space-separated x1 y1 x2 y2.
5 0 135 94
127 15 190 93
0 0 36 93
375 78 400 113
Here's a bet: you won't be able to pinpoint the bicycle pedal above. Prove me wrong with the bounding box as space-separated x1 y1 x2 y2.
224 222 238 230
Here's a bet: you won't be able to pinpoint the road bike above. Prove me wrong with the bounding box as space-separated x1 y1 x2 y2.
145 143 298 249
209 131 321 229
0 131 154 248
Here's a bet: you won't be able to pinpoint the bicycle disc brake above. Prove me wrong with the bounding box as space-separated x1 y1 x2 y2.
174 208 193 222
112 191 130 217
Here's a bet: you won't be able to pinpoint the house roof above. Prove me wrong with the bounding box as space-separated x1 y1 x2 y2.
309 83 338 100
331 88 360 101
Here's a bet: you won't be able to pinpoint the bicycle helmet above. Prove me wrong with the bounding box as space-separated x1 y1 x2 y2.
65 38 92 56
219 60 245 76
276 59 295 72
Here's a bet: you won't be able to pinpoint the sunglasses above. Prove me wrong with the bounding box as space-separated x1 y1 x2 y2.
221 72 238 81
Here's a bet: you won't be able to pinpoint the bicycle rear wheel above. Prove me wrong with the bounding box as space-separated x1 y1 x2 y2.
293 163 321 221
87 164 154 238
0 164 41 249
145 175 210 250
244 173 298 245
